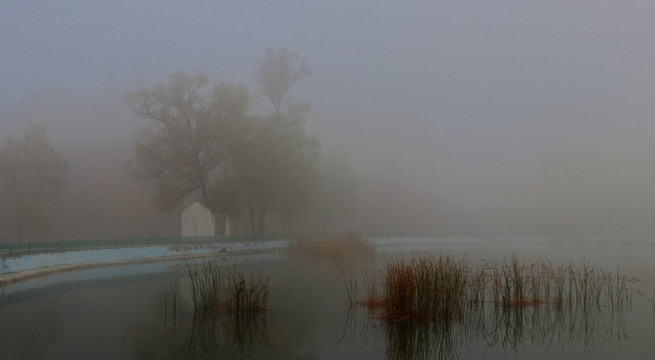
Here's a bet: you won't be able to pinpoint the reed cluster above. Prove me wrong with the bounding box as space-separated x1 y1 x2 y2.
293 233 374 258
184 261 271 316
352 253 632 322
485 255 630 309
379 256 469 321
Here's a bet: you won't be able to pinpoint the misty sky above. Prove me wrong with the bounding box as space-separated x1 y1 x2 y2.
3 1 655 235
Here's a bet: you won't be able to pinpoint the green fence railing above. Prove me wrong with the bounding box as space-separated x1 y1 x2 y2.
0 234 289 257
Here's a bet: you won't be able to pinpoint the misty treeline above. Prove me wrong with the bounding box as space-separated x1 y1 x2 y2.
0 49 406 242
5 49 655 243
0 124 68 242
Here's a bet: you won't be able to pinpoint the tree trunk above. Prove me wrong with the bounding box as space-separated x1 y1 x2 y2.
16 214 23 243
248 205 256 234
199 176 209 205
246 192 256 234
257 208 267 235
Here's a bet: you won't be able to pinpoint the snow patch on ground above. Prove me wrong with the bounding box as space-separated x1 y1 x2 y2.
0 239 291 275
0 251 285 297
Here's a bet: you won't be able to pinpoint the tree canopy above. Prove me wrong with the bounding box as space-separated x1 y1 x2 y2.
257 48 311 115
125 50 319 234
124 72 251 211
240 48 318 233
0 123 68 242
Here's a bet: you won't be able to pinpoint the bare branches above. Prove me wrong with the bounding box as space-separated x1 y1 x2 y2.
257 48 311 115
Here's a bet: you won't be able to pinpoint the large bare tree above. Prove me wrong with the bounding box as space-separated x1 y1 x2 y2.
124 72 250 212
246 49 319 233
257 48 311 115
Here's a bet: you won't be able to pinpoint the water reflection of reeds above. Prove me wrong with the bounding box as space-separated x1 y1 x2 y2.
339 297 630 360
181 311 271 353
481 302 628 353
383 318 461 360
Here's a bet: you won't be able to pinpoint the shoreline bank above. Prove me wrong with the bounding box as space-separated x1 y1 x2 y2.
0 240 291 287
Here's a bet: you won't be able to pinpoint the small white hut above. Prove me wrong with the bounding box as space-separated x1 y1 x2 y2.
180 201 230 237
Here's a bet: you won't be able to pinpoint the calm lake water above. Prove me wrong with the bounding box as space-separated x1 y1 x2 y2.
1 237 654 359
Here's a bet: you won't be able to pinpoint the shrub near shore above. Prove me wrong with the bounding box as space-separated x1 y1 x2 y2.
292 233 374 259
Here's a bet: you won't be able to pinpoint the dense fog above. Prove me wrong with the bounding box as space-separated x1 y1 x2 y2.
2 1 655 241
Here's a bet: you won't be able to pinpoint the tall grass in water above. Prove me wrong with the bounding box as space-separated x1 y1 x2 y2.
355 253 632 323
383 320 458 360
183 261 271 316
184 261 222 315
364 254 470 322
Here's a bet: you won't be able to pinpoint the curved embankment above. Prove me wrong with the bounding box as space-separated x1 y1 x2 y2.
0 240 291 287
